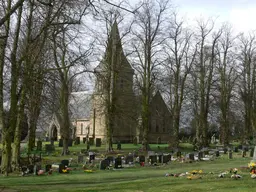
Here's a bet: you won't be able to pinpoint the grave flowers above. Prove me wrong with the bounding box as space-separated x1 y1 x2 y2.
84 169 94 173
248 162 256 173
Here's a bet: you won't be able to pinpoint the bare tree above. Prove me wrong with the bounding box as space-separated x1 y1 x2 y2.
131 0 169 150
164 13 197 147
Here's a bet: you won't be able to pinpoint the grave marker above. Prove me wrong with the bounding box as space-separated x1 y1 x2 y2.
37 141 42 151
114 157 122 168
77 155 84 163
58 139 63 147
61 159 69 167
99 159 110 170
96 138 101 147
149 155 157 164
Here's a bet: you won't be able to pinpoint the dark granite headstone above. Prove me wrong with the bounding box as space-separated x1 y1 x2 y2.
83 137 86 143
223 148 228 154
234 147 238 152
215 151 220 157
45 164 52 172
189 153 194 161
198 151 203 160
37 141 42 151
89 152 95 163
250 148 254 157
27 164 34 174
149 155 157 164
228 151 232 159
106 156 114 163
114 157 122 168
99 159 110 170
158 153 163 163
117 142 121 150
139 155 145 163
125 155 133 164
77 155 84 163
96 138 101 147
242 150 246 157
61 159 69 167
59 164 65 173
163 154 171 163
59 139 63 147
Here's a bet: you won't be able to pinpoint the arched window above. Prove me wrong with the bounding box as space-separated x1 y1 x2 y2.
81 123 83 135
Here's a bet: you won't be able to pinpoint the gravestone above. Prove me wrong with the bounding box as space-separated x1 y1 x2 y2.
77 155 84 163
45 144 55 152
163 154 171 163
242 150 246 157
83 137 86 144
33 164 41 175
139 155 145 163
100 159 110 170
125 155 134 164
149 155 157 164
238 145 243 150
96 138 101 147
59 164 65 173
89 152 95 163
37 141 42 151
189 153 195 161
117 142 121 150
198 151 203 160
68 139 73 147
89 138 94 145
253 146 256 161
75 137 80 145
223 148 228 154
157 152 163 163
106 156 114 163
27 164 34 174
114 157 122 168
58 139 63 147
45 137 49 142
45 164 52 172
215 151 220 157
250 148 254 157
61 159 69 167
234 147 238 152
228 151 232 159
133 137 138 145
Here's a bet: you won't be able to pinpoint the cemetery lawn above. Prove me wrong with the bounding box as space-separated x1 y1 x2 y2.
0 156 255 192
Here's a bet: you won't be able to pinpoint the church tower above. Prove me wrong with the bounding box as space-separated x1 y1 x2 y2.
92 21 136 143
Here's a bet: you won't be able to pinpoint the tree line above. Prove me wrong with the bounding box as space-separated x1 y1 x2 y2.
0 0 255 175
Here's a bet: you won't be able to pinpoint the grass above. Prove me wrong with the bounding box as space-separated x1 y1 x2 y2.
0 143 255 192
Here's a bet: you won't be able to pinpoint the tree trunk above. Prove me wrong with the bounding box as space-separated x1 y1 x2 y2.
0 0 12 176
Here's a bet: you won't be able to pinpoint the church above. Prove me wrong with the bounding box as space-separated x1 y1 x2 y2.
48 22 172 144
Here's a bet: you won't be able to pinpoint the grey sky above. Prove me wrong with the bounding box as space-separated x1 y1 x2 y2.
128 0 256 33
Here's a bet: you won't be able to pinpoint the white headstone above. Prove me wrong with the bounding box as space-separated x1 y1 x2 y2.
253 146 256 161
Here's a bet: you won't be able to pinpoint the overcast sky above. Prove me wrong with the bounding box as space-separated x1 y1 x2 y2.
173 0 256 32
128 0 256 33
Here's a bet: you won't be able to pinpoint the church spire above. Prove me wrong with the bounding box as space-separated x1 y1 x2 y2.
95 21 133 74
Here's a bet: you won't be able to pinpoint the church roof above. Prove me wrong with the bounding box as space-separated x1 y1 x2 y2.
69 91 92 120
94 21 134 74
